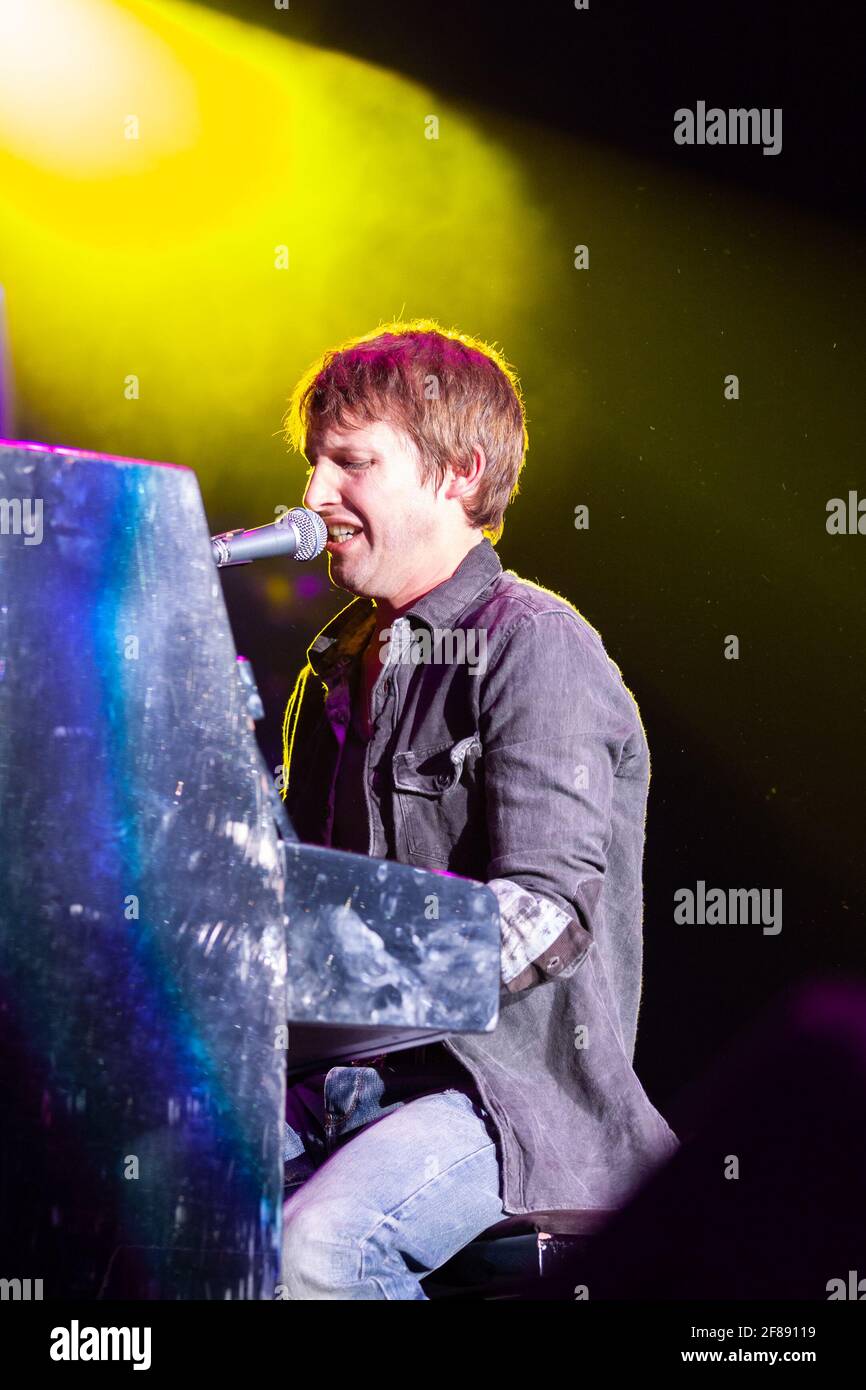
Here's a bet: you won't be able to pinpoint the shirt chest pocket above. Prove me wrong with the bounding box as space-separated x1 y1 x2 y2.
391 733 483 866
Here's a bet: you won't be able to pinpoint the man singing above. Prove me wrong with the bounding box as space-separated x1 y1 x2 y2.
278 319 678 1299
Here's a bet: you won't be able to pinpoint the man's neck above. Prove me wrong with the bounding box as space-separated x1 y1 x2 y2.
371 534 485 627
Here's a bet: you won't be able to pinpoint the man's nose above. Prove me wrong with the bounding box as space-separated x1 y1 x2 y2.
302 462 340 513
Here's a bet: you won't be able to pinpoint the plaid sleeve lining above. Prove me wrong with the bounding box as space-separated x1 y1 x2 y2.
488 876 593 994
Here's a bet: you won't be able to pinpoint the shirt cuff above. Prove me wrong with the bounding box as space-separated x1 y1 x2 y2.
488 877 591 994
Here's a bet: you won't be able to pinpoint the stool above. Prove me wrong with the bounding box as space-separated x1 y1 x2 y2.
421 1209 614 1301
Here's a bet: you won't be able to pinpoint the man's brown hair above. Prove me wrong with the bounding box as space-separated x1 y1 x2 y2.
283 317 528 544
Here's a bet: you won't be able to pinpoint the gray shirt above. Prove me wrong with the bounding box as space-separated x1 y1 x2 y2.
313 650 479 1094
281 537 679 1214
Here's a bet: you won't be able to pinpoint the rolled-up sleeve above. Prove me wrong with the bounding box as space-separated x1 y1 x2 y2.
479 609 630 995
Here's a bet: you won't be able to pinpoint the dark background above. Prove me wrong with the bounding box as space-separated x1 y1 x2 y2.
207 0 866 223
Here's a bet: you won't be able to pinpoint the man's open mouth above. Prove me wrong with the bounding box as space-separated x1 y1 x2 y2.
325 525 363 551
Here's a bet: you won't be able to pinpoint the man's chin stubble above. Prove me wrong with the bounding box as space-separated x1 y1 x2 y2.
329 560 373 597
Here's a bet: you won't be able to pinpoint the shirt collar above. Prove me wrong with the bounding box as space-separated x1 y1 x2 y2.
306 536 503 681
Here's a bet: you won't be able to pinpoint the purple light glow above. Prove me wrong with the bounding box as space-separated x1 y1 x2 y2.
0 438 191 472
295 573 327 598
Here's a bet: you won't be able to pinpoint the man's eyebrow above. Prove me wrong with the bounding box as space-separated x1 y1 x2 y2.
306 441 373 463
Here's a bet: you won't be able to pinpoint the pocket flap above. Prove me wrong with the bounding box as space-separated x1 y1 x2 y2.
392 733 481 796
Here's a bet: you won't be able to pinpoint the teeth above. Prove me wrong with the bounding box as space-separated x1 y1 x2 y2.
329 527 359 541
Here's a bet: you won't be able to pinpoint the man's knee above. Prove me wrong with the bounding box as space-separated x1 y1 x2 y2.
281 1198 364 1298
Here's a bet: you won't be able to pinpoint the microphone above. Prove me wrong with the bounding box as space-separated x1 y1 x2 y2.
211 507 328 567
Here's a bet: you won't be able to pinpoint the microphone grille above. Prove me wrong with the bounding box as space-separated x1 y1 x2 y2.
287 507 328 561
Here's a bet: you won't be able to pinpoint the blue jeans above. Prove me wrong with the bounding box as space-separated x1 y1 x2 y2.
280 1066 505 1299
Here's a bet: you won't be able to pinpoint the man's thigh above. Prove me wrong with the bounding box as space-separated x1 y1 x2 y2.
281 1088 505 1299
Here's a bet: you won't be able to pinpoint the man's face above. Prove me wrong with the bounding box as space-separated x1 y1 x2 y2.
302 417 451 605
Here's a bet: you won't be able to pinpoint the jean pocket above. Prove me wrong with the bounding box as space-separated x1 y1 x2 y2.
392 734 482 863
323 1066 393 1149
283 1120 305 1163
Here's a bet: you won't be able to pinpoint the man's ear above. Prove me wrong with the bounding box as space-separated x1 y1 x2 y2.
447 445 487 501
